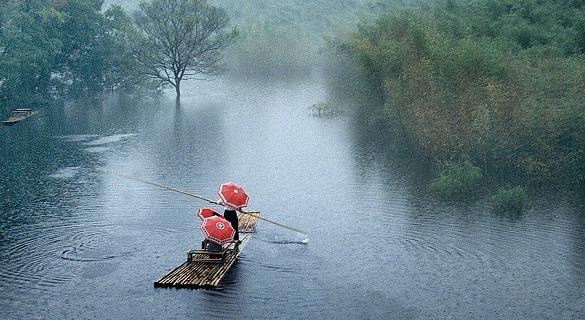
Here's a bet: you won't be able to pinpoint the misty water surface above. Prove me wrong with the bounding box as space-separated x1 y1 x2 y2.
1 76 584 319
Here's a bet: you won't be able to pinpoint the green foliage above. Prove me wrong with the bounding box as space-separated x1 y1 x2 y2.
341 0 585 185
103 5 150 92
0 0 63 106
0 0 143 109
56 0 115 96
431 161 482 197
492 186 527 213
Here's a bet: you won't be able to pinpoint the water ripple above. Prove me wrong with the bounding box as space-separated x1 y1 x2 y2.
0 220 128 290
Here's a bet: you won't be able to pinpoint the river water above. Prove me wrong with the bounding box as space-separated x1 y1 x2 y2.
1 76 584 319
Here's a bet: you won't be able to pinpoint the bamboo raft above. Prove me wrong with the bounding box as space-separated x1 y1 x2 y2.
2 108 38 125
154 212 260 289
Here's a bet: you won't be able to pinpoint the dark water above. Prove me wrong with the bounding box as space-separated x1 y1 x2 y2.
1 77 584 319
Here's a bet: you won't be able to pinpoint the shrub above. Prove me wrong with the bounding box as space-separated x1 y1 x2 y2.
341 0 585 185
308 101 344 116
431 160 482 197
492 186 528 213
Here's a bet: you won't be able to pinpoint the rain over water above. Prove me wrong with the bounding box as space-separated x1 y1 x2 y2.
1 75 585 319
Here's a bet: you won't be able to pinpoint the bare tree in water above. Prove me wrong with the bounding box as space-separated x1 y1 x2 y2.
133 0 237 104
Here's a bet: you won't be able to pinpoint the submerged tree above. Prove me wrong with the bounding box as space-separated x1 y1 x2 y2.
133 0 237 103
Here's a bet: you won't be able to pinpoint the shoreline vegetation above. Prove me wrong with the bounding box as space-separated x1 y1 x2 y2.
0 0 150 108
331 0 585 209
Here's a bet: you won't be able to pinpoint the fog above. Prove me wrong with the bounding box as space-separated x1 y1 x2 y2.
104 0 420 78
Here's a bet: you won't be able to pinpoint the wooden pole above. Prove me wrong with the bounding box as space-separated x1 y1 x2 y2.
96 167 308 237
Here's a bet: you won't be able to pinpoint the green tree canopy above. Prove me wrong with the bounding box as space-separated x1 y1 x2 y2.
0 0 62 106
0 0 143 110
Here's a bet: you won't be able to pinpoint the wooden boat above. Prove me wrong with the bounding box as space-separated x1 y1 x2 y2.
154 211 260 289
2 108 38 125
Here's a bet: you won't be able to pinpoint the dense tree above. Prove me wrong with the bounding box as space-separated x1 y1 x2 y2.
103 5 148 92
341 0 585 185
0 0 62 107
0 0 144 110
132 0 237 103
55 0 114 96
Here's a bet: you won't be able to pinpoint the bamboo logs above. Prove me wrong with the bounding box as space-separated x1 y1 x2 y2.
154 212 259 289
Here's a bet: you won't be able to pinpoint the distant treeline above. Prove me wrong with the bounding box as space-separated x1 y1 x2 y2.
215 0 423 78
0 0 419 106
340 0 585 187
0 0 143 108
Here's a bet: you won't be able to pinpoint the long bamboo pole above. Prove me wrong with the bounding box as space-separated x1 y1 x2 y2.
95 167 308 237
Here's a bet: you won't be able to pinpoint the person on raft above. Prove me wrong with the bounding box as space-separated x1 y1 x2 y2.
202 239 223 252
215 200 241 244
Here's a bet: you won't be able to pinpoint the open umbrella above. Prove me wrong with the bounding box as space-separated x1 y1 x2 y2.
218 182 249 209
200 215 236 246
196 208 221 220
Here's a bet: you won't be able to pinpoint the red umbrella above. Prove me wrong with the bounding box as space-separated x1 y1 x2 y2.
200 215 236 246
218 182 249 209
196 208 221 220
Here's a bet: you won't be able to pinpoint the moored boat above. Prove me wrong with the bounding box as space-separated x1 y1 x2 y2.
2 108 38 125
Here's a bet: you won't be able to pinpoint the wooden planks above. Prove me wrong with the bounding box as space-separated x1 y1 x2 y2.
154 212 259 289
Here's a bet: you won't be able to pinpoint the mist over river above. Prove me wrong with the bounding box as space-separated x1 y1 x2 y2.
1 76 584 319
